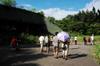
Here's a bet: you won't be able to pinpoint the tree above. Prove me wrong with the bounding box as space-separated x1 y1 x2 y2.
47 17 55 24
92 7 96 14
31 8 36 12
47 7 100 35
0 0 16 7
38 11 44 16
97 9 100 15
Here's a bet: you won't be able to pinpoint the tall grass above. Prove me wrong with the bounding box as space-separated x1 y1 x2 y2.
92 44 100 64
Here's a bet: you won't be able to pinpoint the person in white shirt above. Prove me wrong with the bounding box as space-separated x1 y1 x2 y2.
52 32 59 59
74 36 77 45
39 35 44 53
90 34 94 45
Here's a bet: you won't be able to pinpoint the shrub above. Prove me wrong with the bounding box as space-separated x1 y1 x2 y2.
21 33 38 44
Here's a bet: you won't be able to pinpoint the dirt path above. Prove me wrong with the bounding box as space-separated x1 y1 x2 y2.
0 45 100 66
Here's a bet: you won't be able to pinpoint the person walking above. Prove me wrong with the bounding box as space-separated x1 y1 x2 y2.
83 36 87 45
44 35 50 53
52 32 59 59
74 36 77 45
10 36 18 51
88 36 91 45
90 34 94 45
57 31 70 60
61 39 70 60
39 35 44 53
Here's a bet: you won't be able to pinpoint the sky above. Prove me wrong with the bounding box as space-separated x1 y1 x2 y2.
16 0 100 20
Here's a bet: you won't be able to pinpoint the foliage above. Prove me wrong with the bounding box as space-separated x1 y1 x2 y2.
45 18 62 35
31 8 36 12
47 7 100 35
47 17 56 24
38 11 44 16
21 33 38 44
0 0 16 7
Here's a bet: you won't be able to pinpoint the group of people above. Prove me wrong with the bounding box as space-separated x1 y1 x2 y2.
39 35 51 53
83 34 94 45
70 34 94 45
39 32 70 60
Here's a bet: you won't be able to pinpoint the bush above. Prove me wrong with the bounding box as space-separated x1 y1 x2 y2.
21 33 38 44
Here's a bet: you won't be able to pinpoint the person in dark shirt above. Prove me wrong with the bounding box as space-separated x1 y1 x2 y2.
83 36 87 45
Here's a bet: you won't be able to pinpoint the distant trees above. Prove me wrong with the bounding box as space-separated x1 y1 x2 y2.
38 11 44 16
48 7 100 35
31 8 36 12
47 17 55 24
0 0 16 7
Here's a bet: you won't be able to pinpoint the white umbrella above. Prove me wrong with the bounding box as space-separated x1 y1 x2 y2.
57 31 70 42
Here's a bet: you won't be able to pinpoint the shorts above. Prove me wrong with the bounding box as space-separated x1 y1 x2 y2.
62 44 68 50
45 43 50 47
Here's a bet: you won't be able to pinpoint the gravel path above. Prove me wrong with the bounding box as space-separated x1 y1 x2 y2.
0 45 100 66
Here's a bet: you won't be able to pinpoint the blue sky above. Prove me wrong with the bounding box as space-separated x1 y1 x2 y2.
16 0 91 10
16 0 100 20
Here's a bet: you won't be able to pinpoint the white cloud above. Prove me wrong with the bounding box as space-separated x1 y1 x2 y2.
40 8 78 20
82 0 100 11
16 4 33 10
41 0 100 20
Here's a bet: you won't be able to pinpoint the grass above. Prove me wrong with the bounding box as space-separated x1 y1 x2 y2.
94 36 100 44
92 44 100 64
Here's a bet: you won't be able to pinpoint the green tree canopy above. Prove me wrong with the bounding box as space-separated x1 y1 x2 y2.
47 7 100 35
0 0 16 7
